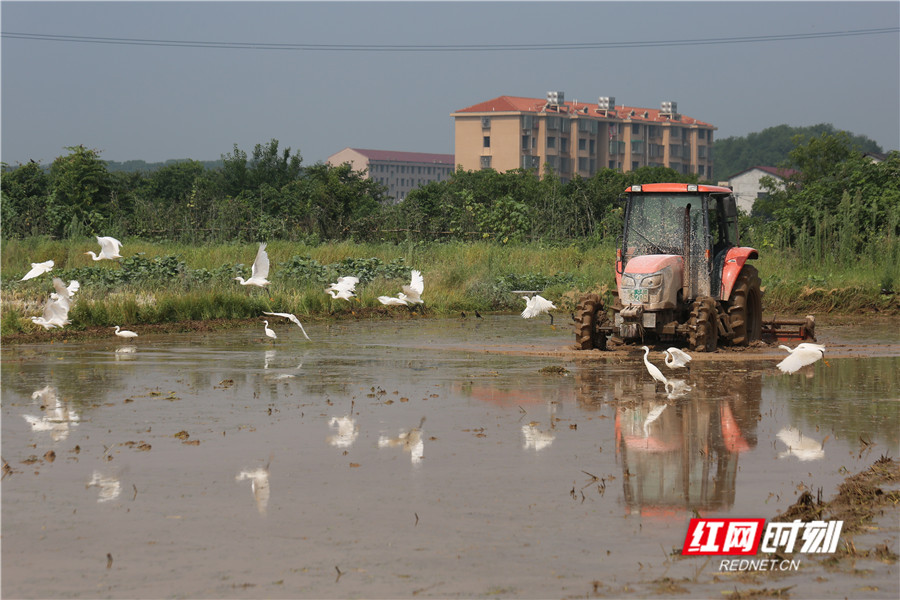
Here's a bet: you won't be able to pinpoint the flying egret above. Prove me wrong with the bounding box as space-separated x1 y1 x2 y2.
663 347 692 369
262 320 277 340
641 346 668 388
521 294 557 325
776 343 827 374
85 236 123 261
401 270 424 304
326 276 359 300
21 260 54 281
113 326 138 338
262 312 311 340
30 278 73 330
234 243 271 287
378 295 409 306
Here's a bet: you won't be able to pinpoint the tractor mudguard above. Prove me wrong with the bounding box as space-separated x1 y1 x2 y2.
720 247 759 301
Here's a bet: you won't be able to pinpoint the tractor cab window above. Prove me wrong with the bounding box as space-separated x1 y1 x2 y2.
623 193 704 259
710 194 739 254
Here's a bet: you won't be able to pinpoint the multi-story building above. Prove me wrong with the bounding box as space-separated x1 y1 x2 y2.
327 147 456 202
451 92 716 181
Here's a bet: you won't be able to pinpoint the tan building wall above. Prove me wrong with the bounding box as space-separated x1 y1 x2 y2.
452 94 716 181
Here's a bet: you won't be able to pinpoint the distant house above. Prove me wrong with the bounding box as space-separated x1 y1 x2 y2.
725 166 797 214
327 148 456 203
863 152 888 163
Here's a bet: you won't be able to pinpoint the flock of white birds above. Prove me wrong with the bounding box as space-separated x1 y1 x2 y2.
21 238 827 378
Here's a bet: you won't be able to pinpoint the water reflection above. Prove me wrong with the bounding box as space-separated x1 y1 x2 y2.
115 345 137 361
328 415 359 448
236 457 272 516
777 427 827 461
576 366 761 516
23 385 80 442
379 417 426 464
521 422 556 451
86 471 121 503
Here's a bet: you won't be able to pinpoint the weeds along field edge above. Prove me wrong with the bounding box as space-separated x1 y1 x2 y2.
1 239 896 336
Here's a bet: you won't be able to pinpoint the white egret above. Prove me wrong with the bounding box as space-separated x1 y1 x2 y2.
641 346 668 388
30 278 73 330
378 295 409 306
326 276 359 300
262 320 277 340
776 343 827 374
521 294 557 325
234 243 271 287
85 236 123 261
663 347 692 369
401 270 424 304
113 326 138 338
21 260 54 281
262 312 311 340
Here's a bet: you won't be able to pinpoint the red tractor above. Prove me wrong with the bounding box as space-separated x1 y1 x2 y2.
575 183 814 351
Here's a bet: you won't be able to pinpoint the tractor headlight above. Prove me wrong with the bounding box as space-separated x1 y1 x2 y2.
621 275 636 287
640 273 662 288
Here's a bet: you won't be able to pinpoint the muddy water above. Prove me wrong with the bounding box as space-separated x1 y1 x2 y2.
2 316 898 599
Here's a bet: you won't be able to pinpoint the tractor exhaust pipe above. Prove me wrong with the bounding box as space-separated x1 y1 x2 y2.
682 204 692 300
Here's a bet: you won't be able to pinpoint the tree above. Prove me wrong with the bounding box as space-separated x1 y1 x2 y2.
47 145 114 238
0 161 51 239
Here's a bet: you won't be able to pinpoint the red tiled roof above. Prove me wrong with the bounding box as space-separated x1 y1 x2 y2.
453 95 714 127
349 148 455 164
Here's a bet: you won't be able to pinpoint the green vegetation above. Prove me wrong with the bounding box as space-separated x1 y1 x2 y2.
712 123 883 180
2 130 897 338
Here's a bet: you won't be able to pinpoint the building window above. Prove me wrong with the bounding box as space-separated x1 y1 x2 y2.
522 135 530 149
589 139 596 154
547 136 556 149
631 140 644 155
483 136 490 148
633 161 640 170
632 123 641 134
480 156 492 169
578 138 587 151
560 137 569 153
481 117 491 129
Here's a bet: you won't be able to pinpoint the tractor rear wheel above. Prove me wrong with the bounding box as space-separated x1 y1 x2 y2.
574 293 608 350
728 265 762 346
688 296 718 352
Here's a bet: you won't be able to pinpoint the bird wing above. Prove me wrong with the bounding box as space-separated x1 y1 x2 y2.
263 312 310 340
251 243 270 280
97 236 123 256
407 270 424 296
22 260 54 281
66 280 81 295
521 295 555 318
331 276 359 292
776 353 805 374
378 296 407 306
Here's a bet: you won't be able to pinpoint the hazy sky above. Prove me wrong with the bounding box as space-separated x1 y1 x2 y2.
2 1 898 167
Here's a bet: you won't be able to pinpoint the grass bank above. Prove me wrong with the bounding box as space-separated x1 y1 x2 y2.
2 238 896 340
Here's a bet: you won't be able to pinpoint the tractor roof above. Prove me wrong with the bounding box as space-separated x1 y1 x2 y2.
625 183 733 194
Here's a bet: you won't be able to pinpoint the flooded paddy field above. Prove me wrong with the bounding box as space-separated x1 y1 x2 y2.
2 315 898 599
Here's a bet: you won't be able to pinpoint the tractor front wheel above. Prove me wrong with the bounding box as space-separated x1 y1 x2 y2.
574 293 608 350
728 265 763 345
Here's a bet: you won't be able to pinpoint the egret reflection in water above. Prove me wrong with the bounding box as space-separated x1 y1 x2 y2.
522 422 555 451
328 415 359 448
87 471 121 503
236 455 272 516
23 385 79 442
777 427 828 461
379 417 425 463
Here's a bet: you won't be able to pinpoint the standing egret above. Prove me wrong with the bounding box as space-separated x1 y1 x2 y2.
663 347 692 369
262 320 277 340
234 243 271 287
21 260 54 281
641 346 668 388
776 343 827 374
262 312 311 340
85 236 123 261
401 270 424 304
521 294 557 325
113 326 138 338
